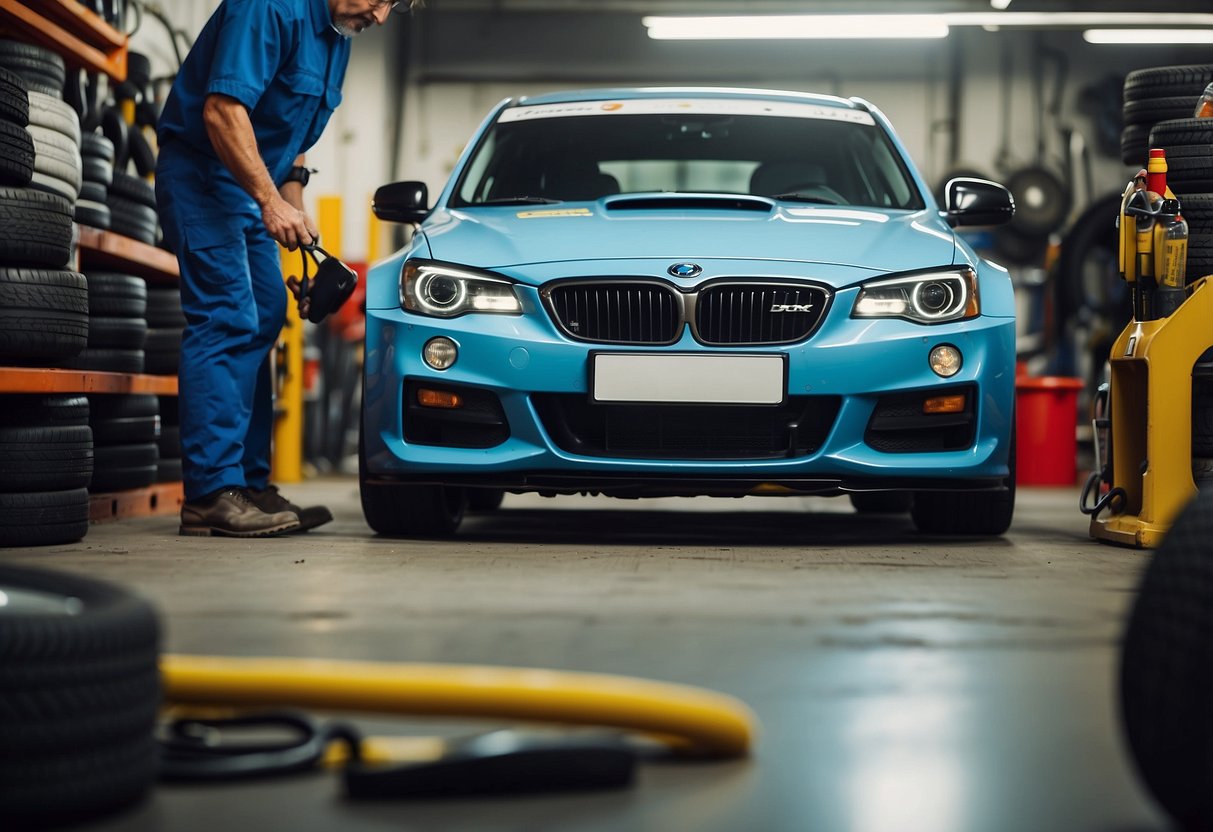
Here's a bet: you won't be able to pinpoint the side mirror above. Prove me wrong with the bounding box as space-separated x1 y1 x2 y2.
943 178 1015 228
373 181 429 224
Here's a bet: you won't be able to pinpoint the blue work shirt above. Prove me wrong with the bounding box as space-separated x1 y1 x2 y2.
158 0 351 188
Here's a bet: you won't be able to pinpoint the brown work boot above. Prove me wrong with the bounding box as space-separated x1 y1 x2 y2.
247 484 333 532
179 487 300 537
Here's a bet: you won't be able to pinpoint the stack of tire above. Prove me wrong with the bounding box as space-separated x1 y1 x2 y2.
67 271 147 374
77 131 115 230
0 58 86 369
145 285 184 377
0 396 92 547
1121 64 1213 278
156 396 181 485
107 171 158 245
102 51 159 246
0 45 91 545
88 393 160 494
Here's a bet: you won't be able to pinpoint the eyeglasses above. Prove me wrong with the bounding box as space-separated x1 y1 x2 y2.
370 0 407 11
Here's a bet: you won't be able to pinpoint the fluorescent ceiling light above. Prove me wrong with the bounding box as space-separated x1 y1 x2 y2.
990 0 1012 8
1083 28 1213 44
643 12 1213 40
643 14 949 40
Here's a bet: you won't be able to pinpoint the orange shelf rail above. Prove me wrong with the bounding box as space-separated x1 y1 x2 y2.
77 226 179 283
90 482 184 524
0 367 177 395
0 0 127 80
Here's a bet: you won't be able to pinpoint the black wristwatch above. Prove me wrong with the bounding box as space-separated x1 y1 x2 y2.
285 166 314 187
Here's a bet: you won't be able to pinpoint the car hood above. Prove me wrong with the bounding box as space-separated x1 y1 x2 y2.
422 198 959 281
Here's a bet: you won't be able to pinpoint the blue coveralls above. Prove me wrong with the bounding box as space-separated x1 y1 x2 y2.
155 0 350 501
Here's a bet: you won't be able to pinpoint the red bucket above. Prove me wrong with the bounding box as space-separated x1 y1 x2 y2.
1015 376 1085 486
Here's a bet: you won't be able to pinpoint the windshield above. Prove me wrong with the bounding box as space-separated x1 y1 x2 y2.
453 98 924 211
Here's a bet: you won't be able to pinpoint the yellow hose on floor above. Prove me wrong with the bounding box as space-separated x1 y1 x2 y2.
160 655 757 759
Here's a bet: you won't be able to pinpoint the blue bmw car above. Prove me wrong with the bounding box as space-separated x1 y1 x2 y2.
361 87 1017 537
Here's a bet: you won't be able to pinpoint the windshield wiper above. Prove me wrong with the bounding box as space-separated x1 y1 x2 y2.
770 192 841 205
479 197 563 205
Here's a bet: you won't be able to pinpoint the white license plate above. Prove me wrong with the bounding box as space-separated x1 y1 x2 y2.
592 353 786 404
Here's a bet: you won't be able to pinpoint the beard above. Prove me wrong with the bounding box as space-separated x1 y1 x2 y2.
332 15 368 38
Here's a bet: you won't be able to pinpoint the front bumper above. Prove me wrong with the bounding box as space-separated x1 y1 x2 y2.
362 283 1016 495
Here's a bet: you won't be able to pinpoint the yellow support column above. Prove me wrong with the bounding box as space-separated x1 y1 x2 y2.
317 195 344 260
272 245 305 484
271 196 344 484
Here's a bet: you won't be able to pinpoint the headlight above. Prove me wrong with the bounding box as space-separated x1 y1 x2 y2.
401 261 522 317
851 267 979 324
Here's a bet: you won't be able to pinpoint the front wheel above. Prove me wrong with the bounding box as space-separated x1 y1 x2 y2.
912 430 1016 536
910 484 1015 536
358 410 466 537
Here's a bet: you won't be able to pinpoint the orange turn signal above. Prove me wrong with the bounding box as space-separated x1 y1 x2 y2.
417 389 463 409
923 394 965 414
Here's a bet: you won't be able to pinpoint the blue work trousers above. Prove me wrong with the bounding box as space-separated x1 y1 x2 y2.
155 144 287 501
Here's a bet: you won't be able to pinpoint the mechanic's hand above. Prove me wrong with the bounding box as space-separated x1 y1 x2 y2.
286 274 311 320
262 195 318 251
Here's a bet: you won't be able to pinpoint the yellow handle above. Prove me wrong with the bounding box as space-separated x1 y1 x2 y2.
160 655 758 759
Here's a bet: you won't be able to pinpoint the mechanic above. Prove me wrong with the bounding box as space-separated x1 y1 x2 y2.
156 0 418 537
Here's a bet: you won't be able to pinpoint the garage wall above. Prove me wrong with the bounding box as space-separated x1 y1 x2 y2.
132 2 1208 261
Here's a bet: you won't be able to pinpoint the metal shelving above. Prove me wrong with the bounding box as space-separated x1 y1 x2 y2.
0 0 127 80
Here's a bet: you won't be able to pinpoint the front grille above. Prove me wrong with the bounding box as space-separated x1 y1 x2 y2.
534 394 841 459
544 279 832 347
545 282 680 344
695 283 830 345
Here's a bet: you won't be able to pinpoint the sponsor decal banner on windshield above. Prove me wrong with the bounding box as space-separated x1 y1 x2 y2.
499 98 876 125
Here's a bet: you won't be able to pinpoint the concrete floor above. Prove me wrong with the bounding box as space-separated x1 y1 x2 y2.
1 479 1170 832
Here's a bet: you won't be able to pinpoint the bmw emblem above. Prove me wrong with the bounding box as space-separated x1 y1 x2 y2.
668 263 703 278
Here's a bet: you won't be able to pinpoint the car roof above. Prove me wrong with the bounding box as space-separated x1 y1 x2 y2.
512 87 862 111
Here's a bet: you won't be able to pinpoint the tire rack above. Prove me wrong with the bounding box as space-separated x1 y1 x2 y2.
0 229 183 523
0 0 126 81
0 6 182 523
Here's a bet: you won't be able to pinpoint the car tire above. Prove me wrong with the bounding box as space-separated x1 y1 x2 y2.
27 90 81 146
0 186 74 268
360 478 467 536
1120 488 1213 832
1120 65 1213 166
0 119 34 186
0 489 89 546
911 485 1015 536
90 443 158 492
848 491 912 514
89 394 160 445
0 65 29 126
29 120 81 174
911 432 1016 536
0 424 94 491
359 416 466 536
0 563 160 824
61 348 145 374
0 267 88 361
0 39 66 98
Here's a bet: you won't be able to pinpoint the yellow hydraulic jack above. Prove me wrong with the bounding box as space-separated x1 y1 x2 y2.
1085 153 1207 548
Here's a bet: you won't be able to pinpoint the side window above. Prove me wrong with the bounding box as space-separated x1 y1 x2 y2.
844 132 917 209
868 139 914 207
458 131 497 203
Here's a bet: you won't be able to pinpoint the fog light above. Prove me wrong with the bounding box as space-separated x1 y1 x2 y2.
417 388 463 409
423 337 458 370
929 344 962 377
923 394 966 414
